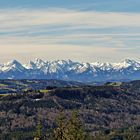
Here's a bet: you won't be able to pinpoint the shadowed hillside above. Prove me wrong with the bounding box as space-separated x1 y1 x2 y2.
0 80 140 139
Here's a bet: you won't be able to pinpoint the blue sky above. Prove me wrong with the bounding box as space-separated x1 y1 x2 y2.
0 0 140 12
0 0 139 63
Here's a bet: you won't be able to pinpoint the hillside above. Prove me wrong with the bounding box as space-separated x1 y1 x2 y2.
0 80 140 139
0 79 85 95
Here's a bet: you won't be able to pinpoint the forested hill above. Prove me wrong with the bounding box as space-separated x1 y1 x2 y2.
0 80 140 139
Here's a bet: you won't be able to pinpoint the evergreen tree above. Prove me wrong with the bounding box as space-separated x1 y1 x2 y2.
66 111 85 140
52 111 85 140
34 120 43 140
53 112 67 140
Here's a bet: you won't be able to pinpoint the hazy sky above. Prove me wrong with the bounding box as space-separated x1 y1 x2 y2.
0 0 140 63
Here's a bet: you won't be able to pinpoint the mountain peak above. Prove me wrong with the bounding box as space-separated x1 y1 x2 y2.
35 58 44 62
2 60 24 72
7 60 20 65
35 58 46 64
124 59 137 64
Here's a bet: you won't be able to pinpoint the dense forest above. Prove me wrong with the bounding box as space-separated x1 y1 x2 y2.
0 80 140 139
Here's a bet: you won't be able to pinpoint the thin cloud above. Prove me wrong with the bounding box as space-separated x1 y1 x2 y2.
0 8 140 30
0 8 139 62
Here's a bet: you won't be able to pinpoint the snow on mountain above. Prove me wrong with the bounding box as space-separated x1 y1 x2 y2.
113 59 140 70
0 59 140 82
91 62 113 71
23 61 37 70
1 60 25 72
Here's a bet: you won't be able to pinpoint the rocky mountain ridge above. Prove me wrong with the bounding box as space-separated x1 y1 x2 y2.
0 59 140 82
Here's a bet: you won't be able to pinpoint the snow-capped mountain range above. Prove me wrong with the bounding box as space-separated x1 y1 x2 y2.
0 59 140 82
